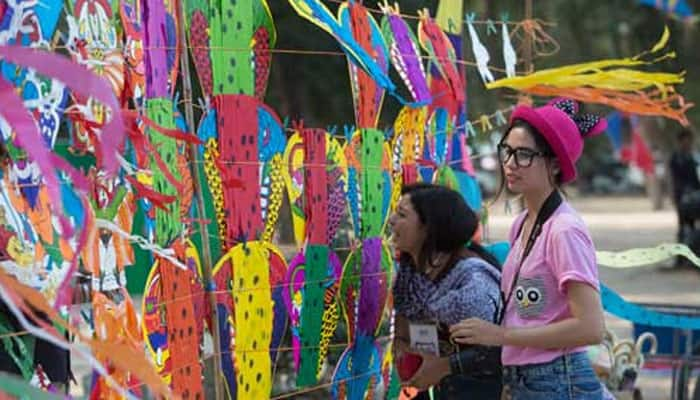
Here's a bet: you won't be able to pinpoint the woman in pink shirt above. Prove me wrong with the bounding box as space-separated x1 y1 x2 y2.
450 99 607 399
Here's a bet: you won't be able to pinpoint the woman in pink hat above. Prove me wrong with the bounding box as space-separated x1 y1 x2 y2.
449 99 607 399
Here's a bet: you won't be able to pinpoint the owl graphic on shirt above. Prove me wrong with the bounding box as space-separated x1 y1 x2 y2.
514 276 547 319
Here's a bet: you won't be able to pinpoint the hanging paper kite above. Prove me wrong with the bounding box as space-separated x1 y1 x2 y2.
119 0 146 108
379 2 431 104
333 128 393 400
390 106 427 207
198 2 289 399
338 1 390 128
64 0 125 156
281 128 347 387
136 2 207 398
287 0 402 101
418 9 466 108
418 4 478 189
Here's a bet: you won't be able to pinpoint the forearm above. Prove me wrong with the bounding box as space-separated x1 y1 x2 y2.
503 317 603 349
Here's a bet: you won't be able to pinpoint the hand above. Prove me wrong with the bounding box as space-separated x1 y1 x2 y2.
450 318 506 346
405 352 450 391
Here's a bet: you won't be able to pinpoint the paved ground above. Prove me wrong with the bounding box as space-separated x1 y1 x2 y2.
488 194 700 400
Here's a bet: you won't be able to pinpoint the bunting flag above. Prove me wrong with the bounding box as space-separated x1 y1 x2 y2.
605 111 625 152
502 20 517 78
466 13 495 84
620 127 655 176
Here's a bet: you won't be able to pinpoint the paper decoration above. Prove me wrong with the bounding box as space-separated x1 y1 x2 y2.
90 291 144 399
284 249 342 386
466 13 495 83
502 20 517 78
418 10 465 106
82 174 135 293
212 241 288 400
0 269 172 399
380 3 431 104
435 0 463 35
282 129 348 249
119 1 146 107
602 284 700 330
597 243 700 269
486 27 691 125
287 0 399 99
639 0 694 19
390 106 427 209
339 1 389 128
141 241 205 386
195 109 223 259
334 239 392 400
281 128 346 386
334 129 393 400
64 0 124 155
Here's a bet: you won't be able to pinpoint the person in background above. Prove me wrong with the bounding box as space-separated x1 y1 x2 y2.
669 128 700 253
391 183 502 399
450 99 606 399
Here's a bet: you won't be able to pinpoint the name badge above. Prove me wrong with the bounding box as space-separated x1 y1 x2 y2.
409 322 439 356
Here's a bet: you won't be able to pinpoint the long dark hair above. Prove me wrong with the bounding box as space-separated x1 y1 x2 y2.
494 119 559 202
399 183 500 273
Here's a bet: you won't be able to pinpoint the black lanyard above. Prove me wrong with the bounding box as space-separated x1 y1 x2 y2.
497 190 562 324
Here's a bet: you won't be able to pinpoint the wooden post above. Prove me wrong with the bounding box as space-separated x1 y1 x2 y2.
175 1 225 399
523 0 534 74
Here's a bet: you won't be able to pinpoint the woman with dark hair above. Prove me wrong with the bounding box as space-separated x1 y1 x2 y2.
390 183 502 399
450 99 606 399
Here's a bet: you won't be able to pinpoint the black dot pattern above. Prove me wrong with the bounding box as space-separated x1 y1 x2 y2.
550 98 603 137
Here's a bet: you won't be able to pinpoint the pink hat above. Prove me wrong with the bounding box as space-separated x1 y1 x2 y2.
509 98 607 184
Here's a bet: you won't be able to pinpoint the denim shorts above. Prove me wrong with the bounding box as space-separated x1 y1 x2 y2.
503 352 604 400
413 373 503 400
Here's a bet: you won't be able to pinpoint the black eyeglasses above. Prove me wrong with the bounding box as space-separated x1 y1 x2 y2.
497 143 549 168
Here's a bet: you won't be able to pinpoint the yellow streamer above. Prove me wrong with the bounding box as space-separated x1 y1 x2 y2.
651 26 670 53
486 27 683 93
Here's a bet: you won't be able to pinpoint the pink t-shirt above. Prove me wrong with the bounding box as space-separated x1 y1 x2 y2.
501 201 599 366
